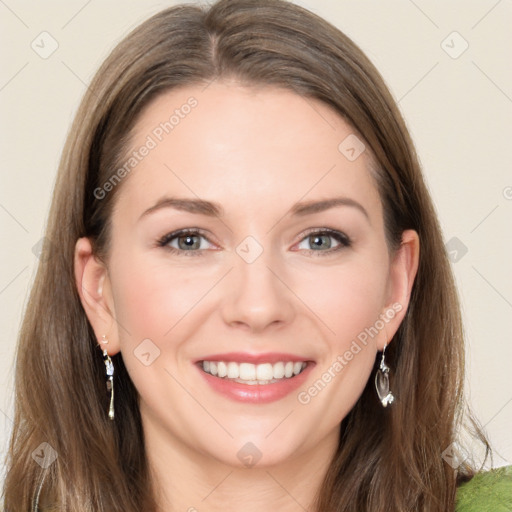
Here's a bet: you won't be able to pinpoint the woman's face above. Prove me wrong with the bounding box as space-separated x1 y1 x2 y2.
77 81 418 469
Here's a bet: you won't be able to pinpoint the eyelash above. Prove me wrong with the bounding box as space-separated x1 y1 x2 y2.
156 228 352 257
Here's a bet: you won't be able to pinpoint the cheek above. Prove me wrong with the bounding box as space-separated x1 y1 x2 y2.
109 251 213 341
295 255 389 344
296 254 388 405
107 252 204 415
295 265 387 422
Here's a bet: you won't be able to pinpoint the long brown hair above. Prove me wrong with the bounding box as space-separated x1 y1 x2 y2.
2 1 490 510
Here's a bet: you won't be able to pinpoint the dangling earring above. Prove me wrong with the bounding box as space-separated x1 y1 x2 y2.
101 335 115 420
375 343 394 407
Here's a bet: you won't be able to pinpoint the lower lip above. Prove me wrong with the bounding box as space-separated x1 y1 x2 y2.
196 362 315 404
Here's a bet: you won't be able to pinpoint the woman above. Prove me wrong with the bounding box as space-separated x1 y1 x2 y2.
2 0 509 510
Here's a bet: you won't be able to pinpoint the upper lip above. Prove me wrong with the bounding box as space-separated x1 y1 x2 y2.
195 352 314 365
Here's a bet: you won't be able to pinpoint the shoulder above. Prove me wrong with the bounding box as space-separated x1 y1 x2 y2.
456 465 512 512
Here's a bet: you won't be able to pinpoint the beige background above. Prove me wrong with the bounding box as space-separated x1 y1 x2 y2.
1 0 511 484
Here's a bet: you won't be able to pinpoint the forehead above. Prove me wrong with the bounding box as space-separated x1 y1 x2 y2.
113 81 381 223
132 80 356 160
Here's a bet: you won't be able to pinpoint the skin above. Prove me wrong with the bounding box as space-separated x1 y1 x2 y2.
75 81 419 512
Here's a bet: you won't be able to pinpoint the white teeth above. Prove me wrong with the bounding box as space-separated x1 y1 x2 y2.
232 378 279 385
227 362 238 379
256 363 274 381
239 362 256 380
200 360 308 382
273 362 285 379
217 361 227 378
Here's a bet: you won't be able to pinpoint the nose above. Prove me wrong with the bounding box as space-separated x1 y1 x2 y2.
219 246 296 333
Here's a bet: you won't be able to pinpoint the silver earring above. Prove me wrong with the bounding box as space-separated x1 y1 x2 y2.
101 336 115 420
375 343 394 407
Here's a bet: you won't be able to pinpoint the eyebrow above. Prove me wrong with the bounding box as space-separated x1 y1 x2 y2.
140 197 222 219
139 196 369 221
290 197 369 219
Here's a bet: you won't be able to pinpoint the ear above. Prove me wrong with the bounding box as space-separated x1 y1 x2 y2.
74 237 120 355
377 229 420 350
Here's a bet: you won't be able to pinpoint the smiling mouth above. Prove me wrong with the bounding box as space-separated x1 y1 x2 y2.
198 360 308 385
